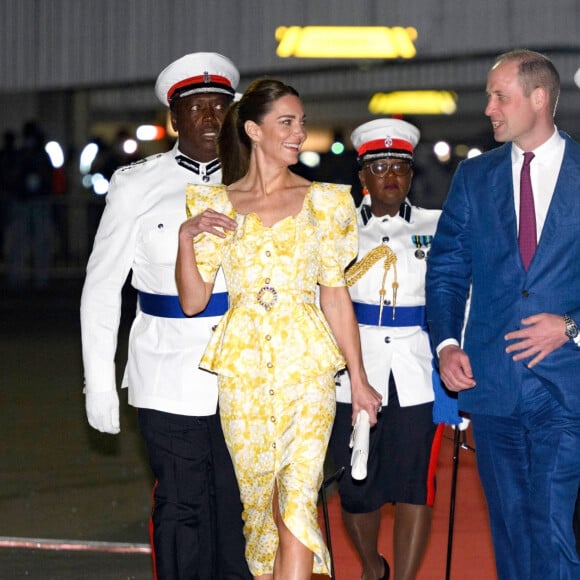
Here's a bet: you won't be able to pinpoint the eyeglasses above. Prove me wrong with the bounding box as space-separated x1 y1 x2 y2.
366 160 413 177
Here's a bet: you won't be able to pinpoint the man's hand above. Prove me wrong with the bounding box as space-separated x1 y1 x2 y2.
85 390 120 434
438 344 476 392
505 313 568 368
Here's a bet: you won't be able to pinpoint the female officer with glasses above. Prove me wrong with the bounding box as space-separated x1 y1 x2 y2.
329 118 445 580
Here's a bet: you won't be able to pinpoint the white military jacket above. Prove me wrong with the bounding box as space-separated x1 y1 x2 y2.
80 143 226 416
337 196 441 407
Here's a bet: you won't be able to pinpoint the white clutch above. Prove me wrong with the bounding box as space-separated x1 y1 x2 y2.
349 410 370 480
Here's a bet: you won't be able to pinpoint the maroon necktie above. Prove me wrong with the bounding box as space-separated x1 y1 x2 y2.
518 152 536 270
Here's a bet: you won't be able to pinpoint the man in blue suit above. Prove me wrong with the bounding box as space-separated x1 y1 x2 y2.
426 49 580 579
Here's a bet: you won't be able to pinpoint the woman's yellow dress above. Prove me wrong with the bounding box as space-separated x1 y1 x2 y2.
186 181 357 576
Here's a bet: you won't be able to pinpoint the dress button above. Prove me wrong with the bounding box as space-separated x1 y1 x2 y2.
267 362 273 368
272 442 276 449
211 325 217 331
382 236 389 242
522 290 529 297
265 277 271 284
271 416 276 423
265 250 271 257
265 334 272 341
384 336 391 343
269 389 274 395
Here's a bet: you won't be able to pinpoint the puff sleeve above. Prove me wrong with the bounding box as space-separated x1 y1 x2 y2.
185 184 234 284
310 182 358 286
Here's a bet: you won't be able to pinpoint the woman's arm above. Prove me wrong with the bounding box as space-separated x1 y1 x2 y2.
175 209 236 316
320 284 383 425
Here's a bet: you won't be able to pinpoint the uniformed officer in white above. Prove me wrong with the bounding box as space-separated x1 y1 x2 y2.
329 119 444 580
80 53 251 580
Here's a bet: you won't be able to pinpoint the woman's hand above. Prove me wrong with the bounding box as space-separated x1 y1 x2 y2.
350 375 383 426
179 208 237 241
176 209 235 316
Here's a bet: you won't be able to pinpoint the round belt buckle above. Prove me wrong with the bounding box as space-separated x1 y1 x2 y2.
256 285 278 311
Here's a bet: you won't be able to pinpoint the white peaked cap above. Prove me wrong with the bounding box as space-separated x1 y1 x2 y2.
155 52 240 107
351 118 420 162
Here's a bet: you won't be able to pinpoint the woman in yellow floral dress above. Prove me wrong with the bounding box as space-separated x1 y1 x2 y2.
176 79 382 579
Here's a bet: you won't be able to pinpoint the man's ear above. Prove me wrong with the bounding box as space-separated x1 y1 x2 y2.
169 108 178 134
531 86 547 111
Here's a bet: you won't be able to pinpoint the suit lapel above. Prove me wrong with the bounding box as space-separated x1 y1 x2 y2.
530 137 580 269
540 136 580 237
489 148 519 252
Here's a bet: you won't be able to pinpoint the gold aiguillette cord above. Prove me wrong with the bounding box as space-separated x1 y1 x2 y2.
345 245 398 325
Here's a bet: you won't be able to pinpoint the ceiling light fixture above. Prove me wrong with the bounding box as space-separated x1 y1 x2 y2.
369 91 457 115
275 26 417 59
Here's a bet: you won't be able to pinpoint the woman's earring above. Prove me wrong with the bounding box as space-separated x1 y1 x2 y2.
362 187 369 196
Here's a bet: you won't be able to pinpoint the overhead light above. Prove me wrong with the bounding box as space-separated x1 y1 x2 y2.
369 91 457 115
136 125 166 141
91 173 109 195
299 151 320 168
331 141 345 155
122 138 138 155
276 26 417 59
433 140 451 162
79 142 99 174
45 141 65 168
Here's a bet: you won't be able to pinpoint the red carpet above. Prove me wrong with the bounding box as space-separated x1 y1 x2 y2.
316 426 497 579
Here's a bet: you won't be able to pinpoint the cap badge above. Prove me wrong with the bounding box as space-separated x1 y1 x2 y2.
384 137 393 148
203 71 210 83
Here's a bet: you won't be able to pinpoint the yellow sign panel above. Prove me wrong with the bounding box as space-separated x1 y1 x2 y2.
276 26 417 59
369 91 457 115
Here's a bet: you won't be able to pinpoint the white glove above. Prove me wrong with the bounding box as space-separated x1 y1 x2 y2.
349 410 370 480
85 390 120 434
452 417 471 431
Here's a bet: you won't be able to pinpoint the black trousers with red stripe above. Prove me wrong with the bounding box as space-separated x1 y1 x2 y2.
138 408 251 580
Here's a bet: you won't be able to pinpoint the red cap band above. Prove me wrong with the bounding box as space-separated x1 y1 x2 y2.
167 74 233 101
357 137 414 156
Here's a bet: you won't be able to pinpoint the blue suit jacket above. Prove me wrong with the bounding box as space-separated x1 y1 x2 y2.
426 132 580 416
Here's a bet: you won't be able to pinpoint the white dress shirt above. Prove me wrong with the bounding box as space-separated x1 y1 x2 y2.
511 127 564 239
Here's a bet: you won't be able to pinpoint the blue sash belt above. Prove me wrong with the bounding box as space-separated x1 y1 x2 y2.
352 302 426 328
138 291 228 319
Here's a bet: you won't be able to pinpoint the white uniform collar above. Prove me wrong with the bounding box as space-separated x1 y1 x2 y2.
360 196 413 226
173 143 221 182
